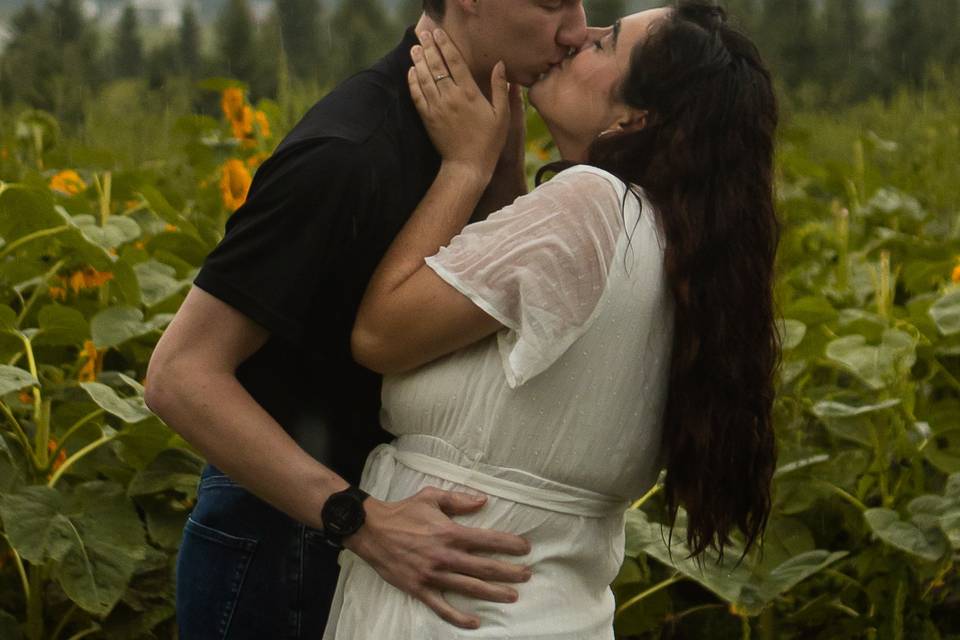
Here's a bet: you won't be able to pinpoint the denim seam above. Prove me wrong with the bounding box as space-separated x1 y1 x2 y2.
200 477 241 491
185 516 257 550
219 533 257 639
291 523 305 639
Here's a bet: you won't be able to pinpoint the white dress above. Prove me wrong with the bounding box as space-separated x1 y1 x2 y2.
323 165 675 639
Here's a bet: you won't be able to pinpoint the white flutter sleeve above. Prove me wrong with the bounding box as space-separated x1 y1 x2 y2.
424 165 628 388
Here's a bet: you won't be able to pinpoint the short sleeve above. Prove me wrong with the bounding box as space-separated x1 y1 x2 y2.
193 139 375 345
424 165 627 387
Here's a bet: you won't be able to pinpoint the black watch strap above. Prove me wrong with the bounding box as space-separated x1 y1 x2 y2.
320 485 370 549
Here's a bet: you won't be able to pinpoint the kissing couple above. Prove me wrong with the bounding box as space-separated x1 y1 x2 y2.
147 1 781 638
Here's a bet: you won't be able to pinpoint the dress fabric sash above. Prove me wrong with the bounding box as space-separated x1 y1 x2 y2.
361 436 630 518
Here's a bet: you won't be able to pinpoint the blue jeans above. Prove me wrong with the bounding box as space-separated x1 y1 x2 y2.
176 463 341 639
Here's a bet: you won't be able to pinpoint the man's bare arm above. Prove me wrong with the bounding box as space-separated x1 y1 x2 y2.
144 286 531 629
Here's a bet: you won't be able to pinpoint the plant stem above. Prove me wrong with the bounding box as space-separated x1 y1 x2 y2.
65 624 101 640
0 400 40 467
758 606 775 640
931 357 960 393
16 333 47 468
50 603 78 640
0 226 71 260
833 201 850 292
47 430 117 488
630 482 662 511
615 572 684 617
95 172 111 226
667 603 726 624
812 479 868 511
46 408 105 468
26 563 44 640
740 613 752 640
1 534 30 613
16 257 69 327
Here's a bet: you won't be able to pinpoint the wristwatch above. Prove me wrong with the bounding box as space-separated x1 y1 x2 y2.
320 485 370 549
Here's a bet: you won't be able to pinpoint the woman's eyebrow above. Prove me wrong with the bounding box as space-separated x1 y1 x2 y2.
613 19 622 50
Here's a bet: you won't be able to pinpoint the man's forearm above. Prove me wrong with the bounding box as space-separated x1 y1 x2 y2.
146 364 348 530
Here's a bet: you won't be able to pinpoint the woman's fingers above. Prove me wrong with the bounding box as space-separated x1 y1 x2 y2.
433 29 469 83
418 31 454 86
408 66 429 116
490 61 509 118
411 45 441 104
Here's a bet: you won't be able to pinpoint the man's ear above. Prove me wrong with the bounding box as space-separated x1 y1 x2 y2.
451 0 481 16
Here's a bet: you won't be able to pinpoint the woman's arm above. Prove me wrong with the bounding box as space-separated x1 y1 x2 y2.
352 30 511 374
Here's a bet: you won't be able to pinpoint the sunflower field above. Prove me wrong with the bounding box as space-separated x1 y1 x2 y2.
0 78 958 639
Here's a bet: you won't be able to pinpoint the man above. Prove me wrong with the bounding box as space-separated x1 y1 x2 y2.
144 0 593 636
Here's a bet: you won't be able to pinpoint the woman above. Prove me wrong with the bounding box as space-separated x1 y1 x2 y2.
325 2 779 637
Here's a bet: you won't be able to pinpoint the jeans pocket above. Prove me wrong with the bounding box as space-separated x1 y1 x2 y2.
177 515 258 640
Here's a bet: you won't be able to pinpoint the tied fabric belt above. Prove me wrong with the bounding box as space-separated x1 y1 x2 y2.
359 438 630 519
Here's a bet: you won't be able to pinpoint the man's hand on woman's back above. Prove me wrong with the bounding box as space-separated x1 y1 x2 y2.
347 488 533 630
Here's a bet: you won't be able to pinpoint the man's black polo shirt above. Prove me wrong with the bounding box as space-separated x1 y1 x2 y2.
193 28 439 486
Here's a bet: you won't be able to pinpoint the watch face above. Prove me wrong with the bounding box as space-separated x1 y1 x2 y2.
324 493 362 535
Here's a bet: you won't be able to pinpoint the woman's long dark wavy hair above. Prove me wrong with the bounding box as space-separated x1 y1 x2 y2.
538 1 780 564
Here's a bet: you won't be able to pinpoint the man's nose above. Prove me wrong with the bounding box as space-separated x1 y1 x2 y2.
557 2 589 51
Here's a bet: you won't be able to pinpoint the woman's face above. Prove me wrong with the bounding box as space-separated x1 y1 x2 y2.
528 8 671 144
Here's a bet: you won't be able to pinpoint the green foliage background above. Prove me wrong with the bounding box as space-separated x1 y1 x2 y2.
0 1 958 639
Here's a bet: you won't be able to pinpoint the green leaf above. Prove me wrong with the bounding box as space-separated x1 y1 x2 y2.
54 481 148 616
127 448 203 499
929 288 960 336
863 508 947 562
924 428 960 474
113 417 176 470
825 329 917 390
0 364 38 396
0 305 18 333
69 214 141 250
0 185 64 243
780 319 807 350
34 304 90 346
90 306 170 349
137 494 189 551
137 184 199 237
0 433 25 493
812 398 901 418
939 509 960 550
0 485 75 563
79 381 153 423
624 509 847 615
0 609 23 640
784 296 838 326
864 187 926 221
134 259 190 307
110 258 143 307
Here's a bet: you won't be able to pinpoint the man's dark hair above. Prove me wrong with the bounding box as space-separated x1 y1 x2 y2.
423 0 445 19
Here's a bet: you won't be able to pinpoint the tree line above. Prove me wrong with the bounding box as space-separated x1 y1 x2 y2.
1 0 958 126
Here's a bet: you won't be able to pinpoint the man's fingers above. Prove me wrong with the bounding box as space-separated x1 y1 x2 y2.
433 488 487 515
419 591 480 630
429 571 519 604
453 522 532 556
440 549 533 585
